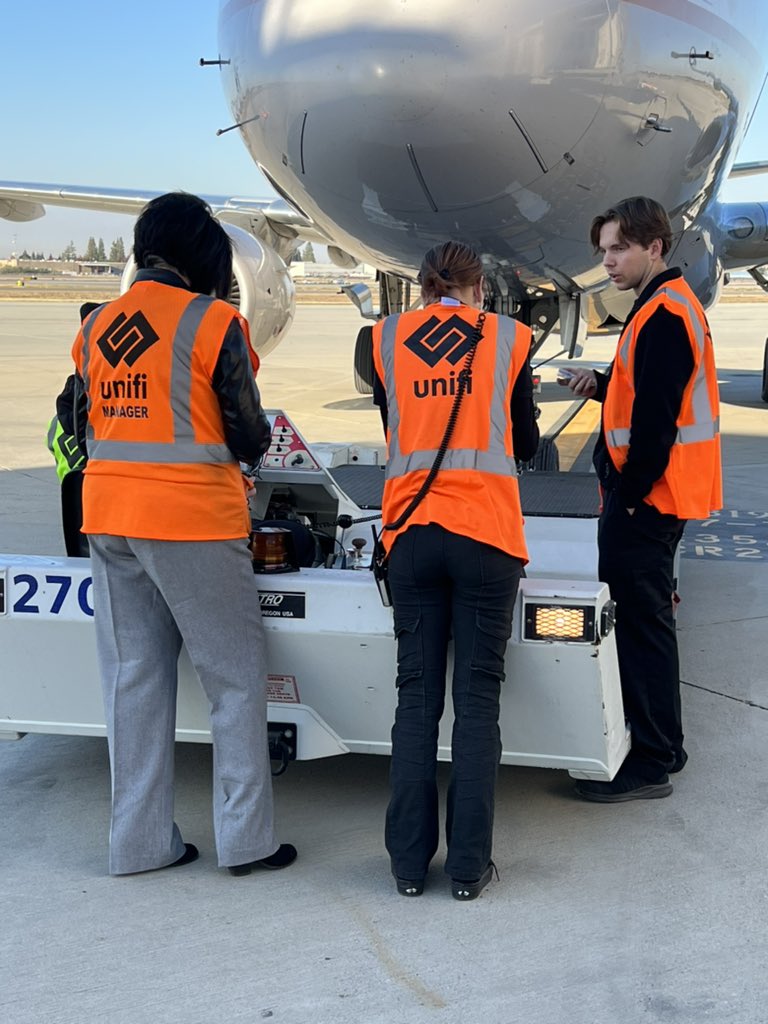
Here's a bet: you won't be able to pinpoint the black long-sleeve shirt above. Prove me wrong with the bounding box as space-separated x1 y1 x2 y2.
592 267 695 508
59 269 271 465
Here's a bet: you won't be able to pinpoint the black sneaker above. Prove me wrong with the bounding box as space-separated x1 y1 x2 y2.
574 774 672 803
228 843 297 876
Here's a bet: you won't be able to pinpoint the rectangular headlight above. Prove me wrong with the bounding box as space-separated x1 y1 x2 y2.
523 603 596 643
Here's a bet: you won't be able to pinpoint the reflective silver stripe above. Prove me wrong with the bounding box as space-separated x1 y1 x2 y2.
654 286 714 432
380 312 520 480
80 294 236 465
170 295 212 442
81 313 96 445
606 428 631 447
607 419 719 449
388 447 518 476
677 418 719 443
87 440 233 463
610 283 718 449
491 319 517 458
618 320 635 369
380 314 401 443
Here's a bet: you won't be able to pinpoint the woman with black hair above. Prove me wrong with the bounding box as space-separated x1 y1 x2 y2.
63 192 296 877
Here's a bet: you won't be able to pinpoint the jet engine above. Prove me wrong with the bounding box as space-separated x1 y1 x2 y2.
120 222 295 360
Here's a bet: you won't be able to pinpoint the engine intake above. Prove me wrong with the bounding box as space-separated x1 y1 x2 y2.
120 222 296 359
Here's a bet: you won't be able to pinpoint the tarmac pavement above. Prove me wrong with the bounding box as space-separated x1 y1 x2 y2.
1 301 767 1024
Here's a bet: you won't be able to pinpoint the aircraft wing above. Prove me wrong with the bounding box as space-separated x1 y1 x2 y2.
729 161 768 179
0 180 331 261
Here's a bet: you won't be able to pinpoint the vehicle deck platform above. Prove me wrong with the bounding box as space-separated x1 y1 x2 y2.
327 466 600 518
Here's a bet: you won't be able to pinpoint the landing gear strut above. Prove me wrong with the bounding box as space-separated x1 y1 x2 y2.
747 269 768 403
354 326 374 395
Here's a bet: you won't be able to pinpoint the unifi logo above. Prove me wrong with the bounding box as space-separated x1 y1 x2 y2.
99 373 148 400
96 312 159 369
413 370 471 400
403 314 476 368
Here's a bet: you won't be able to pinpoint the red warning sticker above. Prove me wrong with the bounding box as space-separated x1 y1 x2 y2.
266 674 300 703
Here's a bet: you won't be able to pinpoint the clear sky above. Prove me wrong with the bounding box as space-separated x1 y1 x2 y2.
2 0 768 258
2 1 273 257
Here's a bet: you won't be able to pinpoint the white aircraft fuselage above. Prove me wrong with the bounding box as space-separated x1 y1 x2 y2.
219 0 768 307
4 1 768 360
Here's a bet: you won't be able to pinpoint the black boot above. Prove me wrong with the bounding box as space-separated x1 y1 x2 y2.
451 861 497 901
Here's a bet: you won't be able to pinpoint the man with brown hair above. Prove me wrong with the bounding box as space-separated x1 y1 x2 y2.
566 196 722 802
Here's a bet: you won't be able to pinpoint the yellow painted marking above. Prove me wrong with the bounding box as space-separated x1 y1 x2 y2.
556 400 602 472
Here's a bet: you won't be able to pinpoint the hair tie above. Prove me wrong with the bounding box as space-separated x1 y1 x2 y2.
439 268 451 281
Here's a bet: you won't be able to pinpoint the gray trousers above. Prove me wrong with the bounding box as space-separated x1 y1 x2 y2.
89 534 276 874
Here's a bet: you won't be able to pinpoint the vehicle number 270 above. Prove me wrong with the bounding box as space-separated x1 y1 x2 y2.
13 573 94 617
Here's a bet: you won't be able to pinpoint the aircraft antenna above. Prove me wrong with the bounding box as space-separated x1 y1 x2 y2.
216 115 262 137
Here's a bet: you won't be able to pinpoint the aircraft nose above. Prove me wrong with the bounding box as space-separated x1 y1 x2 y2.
222 0 613 266
300 56 607 220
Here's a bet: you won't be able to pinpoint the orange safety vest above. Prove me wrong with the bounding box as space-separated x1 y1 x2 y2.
603 275 722 519
73 280 256 540
372 300 531 561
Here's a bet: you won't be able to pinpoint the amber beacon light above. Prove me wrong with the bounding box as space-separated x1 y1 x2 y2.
522 598 616 644
250 527 292 573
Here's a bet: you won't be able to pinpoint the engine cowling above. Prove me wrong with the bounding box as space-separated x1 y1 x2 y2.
120 222 295 359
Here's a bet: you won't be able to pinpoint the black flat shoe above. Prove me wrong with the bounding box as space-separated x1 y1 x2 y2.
394 875 424 897
228 843 297 876
167 843 199 869
451 861 497 901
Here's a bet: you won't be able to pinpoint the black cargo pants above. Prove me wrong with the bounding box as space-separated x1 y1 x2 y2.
385 524 523 882
598 489 686 780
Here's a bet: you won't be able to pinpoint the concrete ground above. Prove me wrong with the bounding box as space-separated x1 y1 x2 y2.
1 301 767 1024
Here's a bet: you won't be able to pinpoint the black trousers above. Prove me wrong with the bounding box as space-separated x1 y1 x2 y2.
61 471 89 557
598 490 686 779
385 524 523 881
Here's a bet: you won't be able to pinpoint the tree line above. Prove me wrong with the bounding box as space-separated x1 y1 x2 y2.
20 238 321 264
17 237 128 262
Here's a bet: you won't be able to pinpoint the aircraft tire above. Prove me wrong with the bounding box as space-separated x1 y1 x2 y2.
354 325 374 395
762 336 768 403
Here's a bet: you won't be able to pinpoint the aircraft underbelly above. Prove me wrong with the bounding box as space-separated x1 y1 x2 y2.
235 76 607 277
219 0 768 285
222 0 618 273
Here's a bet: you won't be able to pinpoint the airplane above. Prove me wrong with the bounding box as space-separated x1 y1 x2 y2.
2 0 768 403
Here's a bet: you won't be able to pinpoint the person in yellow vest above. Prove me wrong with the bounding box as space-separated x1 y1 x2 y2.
372 241 539 899
565 196 722 802
47 302 101 557
60 192 296 876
